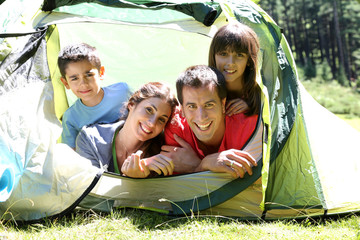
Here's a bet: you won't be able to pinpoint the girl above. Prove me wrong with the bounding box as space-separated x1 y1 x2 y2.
76 82 179 178
208 22 261 116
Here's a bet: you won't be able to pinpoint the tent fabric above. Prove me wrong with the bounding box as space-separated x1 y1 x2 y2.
1 0 360 222
41 0 220 26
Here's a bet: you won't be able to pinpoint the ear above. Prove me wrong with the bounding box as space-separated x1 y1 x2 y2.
221 98 226 114
99 66 105 80
60 77 70 89
180 105 185 118
128 103 134 112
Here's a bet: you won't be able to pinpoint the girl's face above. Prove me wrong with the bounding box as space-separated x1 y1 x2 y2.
127 97 172 142
215 48 249 85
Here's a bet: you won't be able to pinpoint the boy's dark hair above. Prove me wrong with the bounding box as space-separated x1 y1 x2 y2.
176 65 227 105
58 43 101 78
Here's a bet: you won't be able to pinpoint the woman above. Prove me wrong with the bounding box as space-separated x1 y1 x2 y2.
76 82 179 178
208 22 262 116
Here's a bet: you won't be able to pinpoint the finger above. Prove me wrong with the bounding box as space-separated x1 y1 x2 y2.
160 155 174 175
140 160 150 176
149 162 168 175
173 134 192 149
227 153 255 176
151 155 174 176
158 154 174 170
234 150 257 166
121 159 129 173
160 150 171 158
230 162 245 178
225 99 238 110
230 161 247 178
229 157 253 176
149 166 162 175
135 150 143 158
226 102 246 115
133 152 142 170
161 145 176 152
225 164 239 178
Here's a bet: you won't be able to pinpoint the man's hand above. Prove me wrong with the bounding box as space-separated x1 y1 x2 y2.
226 98 249 116
197 149 257 178
161 134 201 173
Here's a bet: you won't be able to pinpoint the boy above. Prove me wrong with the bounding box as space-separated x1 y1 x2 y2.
58 43 131 149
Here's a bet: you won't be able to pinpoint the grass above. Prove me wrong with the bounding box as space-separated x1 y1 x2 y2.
301 80 360 118
1 209 360 239
301 79 360 131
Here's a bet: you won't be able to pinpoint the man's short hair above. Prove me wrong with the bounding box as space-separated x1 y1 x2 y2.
176 65 227 104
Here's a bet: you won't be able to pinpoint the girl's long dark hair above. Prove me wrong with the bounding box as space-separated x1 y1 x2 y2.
209 22 261 116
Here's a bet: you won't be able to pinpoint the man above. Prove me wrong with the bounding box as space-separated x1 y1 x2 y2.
161 65 261 178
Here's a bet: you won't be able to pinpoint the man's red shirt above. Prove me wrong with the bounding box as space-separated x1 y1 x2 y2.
164 112 258 159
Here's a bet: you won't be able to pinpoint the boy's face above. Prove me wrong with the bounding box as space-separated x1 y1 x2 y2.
181 85 226 146
60 60 104 107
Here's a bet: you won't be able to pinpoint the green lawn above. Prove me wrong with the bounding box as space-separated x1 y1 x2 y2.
1 210 360 239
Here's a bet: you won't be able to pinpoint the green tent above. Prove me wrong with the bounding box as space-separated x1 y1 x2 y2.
1 0 360 222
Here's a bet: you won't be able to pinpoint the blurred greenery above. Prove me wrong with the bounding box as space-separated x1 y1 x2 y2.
299 64 360 119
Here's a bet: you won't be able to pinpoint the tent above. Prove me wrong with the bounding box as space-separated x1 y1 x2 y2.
1 0 360 222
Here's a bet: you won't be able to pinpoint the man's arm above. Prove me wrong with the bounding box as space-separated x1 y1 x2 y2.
161 134 201 173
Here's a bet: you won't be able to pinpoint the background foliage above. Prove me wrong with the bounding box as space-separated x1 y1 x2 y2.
258 0 360 88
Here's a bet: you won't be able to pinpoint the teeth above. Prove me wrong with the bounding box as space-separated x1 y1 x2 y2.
197 122 211 130
141 124 152 133
225 69 235 73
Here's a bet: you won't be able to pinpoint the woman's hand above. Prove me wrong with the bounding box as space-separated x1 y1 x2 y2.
121 150 150 178
143 154 174 176
121 150 174 178
226 98 248 116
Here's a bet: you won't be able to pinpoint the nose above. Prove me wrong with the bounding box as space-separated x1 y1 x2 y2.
147 115 156 127
197 107 208 121
227 55 235 64
79 76 89 85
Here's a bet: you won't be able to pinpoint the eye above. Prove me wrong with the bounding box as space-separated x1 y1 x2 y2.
158 117 167 124
217 51 227 57
236 52 246 58
86 72 95 78
187 104 196 110
145 107 154 114
70 77 78 81
205 102 215 108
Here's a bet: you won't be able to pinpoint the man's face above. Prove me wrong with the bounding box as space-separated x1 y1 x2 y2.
181 85 226 146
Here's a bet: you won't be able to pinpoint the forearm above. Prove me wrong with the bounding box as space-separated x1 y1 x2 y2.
174 157 201 173
195 153 220 172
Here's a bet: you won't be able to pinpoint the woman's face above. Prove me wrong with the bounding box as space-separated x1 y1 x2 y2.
127 97 172 142
215 48 249 84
